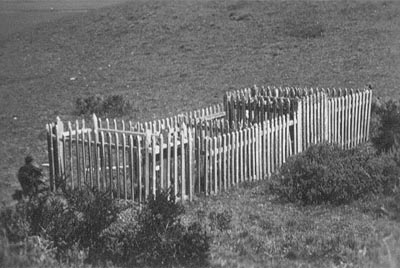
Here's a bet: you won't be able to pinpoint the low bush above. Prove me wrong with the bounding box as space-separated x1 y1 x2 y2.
370 97 400 153
271 143 400 205
0 187 123 264
89 190 210 267
76 94 133 116
131 191 210 267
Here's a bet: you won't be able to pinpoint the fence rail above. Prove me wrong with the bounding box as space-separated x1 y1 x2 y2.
47 86 372 203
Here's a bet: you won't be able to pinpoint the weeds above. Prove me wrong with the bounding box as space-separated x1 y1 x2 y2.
271 143 400 205
76 94 133 116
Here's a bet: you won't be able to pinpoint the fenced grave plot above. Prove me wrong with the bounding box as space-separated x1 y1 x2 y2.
47 86 372 204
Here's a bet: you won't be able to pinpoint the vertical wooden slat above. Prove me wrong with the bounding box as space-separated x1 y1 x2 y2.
129 135 135 201
243 128 248 182
75 120 81 189
355 92 360 146
256 124 261 180
266 120 271 177
173 131 178 198
206 137 211 195
196 136 201 193
234 132 239 186
160 134 164 191
100 131 106 191
68 122 74 189
218 135 223 192
61 133 67 190
167 131 171 191
180 127 186 201
345 94 354 149
81 120 87 186
93 115 100 189
297 100 302 153
136 136 142 203
114 121 120 199
47 124 55 191
226 133 231 188
361 91 367 142
340 96 344 148
87 129 93 188
188 128 193 201
107 130 113 197
262 122 267 177
152 135 157 199
252 125 256 181
359 91 365 143
305 96 310 148
121 128 127 199
271 118 276 173
282 115 286 164
213 136 218 194
144 133 150 200
325 93 329 142
366 90 372 140
241 129 246 183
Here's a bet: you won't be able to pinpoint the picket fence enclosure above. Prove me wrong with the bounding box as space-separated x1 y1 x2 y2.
46 86 372 203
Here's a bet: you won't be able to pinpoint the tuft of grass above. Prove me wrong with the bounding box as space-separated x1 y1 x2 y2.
76 94 133 117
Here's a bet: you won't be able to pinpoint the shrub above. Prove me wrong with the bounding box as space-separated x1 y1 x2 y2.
0 187 122 263
0 203 30 243
271 143 400 205
131 190 210 267
370 97 400 153
76 94 133 116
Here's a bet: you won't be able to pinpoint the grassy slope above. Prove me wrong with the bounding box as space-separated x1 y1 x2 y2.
1 0 400 201
183 182 400 268
0 1 400 267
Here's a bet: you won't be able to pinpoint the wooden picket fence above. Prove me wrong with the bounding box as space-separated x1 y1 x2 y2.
46 86 372 203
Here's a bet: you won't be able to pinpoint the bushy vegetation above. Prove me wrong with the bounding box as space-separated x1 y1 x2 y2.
76 94 133 116
92 190 210 267
271 143 400 205
370 97 400 153
1 188 210 267
0 188 122 266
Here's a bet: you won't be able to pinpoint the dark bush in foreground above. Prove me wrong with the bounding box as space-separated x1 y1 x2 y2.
271 143 400 205
0 187 122 264
76 94 133 116
370 97 400 153
131 191 209 267
94 190 210 267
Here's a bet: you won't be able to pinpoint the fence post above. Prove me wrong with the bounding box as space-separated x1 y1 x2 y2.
46 123 55 191
92 114 100 189
324 93 329 142
53 117 64 191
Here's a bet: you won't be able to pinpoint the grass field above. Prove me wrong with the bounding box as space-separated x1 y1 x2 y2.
0 1 400 266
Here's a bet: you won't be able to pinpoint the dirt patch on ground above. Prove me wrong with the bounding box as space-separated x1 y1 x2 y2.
1 0 400 202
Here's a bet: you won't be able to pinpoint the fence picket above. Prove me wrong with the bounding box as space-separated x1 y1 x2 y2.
129 135 134 200
152 135 157 198
180 127 186 201
188 128 193 201
136 136 142 203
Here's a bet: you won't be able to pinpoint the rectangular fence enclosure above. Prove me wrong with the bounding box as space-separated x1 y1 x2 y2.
47 86 372 204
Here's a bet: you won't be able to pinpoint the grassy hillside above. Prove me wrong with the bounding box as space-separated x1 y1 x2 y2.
0 0 399 202
1 1 400 267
